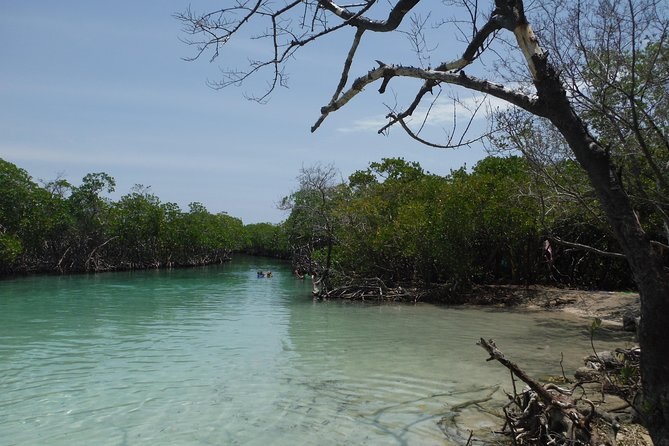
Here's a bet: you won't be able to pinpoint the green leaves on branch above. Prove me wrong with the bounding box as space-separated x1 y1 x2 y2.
283 154 631 290
0 159 255 274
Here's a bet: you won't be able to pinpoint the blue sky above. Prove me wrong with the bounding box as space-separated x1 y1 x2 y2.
1 1 495 224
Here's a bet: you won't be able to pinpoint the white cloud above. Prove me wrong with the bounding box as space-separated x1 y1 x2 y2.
336 116 390 133
335 93 515 134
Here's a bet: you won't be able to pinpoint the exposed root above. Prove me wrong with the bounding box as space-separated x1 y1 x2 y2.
478 338 623 445
317 276 427 302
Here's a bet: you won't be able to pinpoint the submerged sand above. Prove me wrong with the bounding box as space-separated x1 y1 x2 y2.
468 284 641 327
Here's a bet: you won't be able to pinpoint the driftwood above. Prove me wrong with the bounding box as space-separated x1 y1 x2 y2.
478 338 620 445
315 276 425 302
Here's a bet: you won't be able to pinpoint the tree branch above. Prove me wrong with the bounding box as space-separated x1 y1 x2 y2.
550 235 626 259
312 64 540 131
316 0 421 32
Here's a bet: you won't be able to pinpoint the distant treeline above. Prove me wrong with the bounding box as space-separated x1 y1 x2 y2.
0 158 288 275
280 156 643 291
0 155 647 289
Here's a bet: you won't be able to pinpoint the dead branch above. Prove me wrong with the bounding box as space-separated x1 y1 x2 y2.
312 64 540 132
549 235 626 259
478 338 618 445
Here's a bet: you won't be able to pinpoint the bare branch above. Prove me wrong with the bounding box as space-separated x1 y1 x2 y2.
312 64 540 131
395 115 490 148
550 235 626 259
316 0 421 32
311 27 366 131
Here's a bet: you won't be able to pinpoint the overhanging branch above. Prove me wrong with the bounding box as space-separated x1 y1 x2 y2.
317 0 421 32
312 64 541 131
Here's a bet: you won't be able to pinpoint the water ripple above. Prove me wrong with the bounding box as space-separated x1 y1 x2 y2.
0 258 634 445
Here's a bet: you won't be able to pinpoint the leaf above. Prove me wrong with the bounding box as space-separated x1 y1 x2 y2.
590 317 602 333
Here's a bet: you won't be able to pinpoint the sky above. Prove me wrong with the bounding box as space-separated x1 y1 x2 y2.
1 1 497 224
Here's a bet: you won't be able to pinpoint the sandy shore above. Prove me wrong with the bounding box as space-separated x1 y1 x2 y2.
472 286 651 444
468 284 641 328
526 287 640 326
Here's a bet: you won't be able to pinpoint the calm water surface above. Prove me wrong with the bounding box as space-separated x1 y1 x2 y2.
0 257 633 445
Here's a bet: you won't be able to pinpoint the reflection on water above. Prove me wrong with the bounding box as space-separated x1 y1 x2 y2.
0 257 634 445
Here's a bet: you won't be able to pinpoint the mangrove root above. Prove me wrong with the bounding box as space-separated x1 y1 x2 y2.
478 338 620 445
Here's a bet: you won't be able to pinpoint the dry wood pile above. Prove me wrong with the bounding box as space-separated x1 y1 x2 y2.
316 276 425 302
478 338 645 446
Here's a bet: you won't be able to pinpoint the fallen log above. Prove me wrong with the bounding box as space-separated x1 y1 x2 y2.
478 338 618 445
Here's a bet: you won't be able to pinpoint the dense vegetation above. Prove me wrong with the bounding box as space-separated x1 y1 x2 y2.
1 154 646 290
0 158 287 275
281 156 643 293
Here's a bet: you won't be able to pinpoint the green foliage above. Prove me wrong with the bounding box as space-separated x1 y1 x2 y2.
330 156 541 286
0 232 22 270
280 154 627 290
243 222 289 258
0 159 35 234
490 42 667 288
0 158 251 275
590 317 603 335
334 158 448 283
280 164 342 288
0 159 75 271
109 185 164 266
583 41 669 245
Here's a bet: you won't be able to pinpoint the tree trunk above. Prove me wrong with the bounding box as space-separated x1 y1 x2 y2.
508 15 669 442
532 54 669 446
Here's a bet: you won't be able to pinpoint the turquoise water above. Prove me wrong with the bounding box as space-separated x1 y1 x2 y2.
0 256 632 445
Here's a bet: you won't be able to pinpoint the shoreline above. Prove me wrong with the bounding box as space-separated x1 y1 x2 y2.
472 284 641 328
465 285 651 444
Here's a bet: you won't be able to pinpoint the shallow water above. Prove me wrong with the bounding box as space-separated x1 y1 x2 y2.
0 256 633 445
